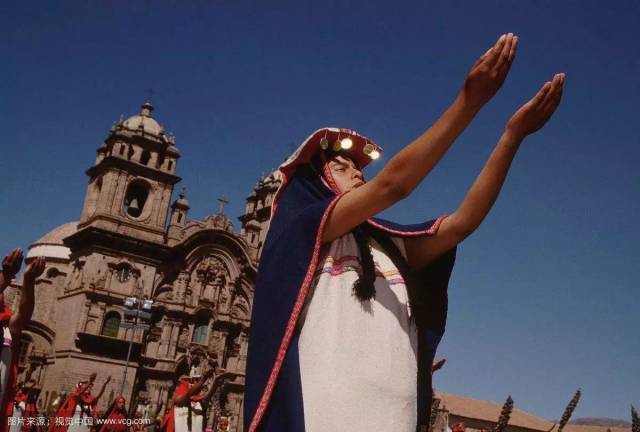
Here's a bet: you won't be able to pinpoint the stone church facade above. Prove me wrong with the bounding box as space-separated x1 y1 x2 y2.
5 101 280 432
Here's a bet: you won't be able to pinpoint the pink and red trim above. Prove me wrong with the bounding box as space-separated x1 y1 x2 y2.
367 215 447 237
252 128 446 431
248 193 345 432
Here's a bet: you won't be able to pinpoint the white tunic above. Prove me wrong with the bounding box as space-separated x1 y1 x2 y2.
0 326 13 409
68 403 93 432
174 401 204 432
298 234 418 432
8 401 25 432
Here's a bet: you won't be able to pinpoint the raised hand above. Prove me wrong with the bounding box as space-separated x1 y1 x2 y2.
431 358 446 375
23 257 46 283
462 33 518 110
2 249 24 282
505 73 565 140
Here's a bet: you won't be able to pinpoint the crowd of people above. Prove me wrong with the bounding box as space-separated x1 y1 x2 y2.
4 370 144 432
2 249 44 432
0 249 233 432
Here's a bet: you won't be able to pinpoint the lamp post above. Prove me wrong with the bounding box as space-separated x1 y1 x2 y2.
119 296 153 396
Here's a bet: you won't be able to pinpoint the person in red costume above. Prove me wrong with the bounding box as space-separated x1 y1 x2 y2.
48 374 111 432
8 382 27 432
8 380 41 432
1 249 45 432
9 381 42 432
452 422 466 432
161 368 233 432
21 385 41 432
97 396 129 432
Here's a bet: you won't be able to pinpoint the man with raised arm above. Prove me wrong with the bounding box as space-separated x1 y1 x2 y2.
1 250 45 432
244 33 564 432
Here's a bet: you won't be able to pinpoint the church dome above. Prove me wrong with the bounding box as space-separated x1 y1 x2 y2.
172 188 190 209
121 101 165 136
27 221 78 260
166 145 181 157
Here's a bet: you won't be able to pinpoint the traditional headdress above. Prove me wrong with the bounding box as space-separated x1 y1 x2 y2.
272 128 382 216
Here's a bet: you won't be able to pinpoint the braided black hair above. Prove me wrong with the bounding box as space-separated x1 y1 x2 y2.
352 224 377 301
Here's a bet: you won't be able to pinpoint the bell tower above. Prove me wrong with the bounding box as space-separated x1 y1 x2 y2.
238 171 281 260
77 101 181 244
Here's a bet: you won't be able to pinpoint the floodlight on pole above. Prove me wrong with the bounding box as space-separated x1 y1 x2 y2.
119 295 154 396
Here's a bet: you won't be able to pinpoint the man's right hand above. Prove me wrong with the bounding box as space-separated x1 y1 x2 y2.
461 33 518 110
23 257 45 283
505 73 565 140
2 249 24 282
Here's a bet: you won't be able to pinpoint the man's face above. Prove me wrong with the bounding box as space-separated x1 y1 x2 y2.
327 155 364 193
116 398 125 409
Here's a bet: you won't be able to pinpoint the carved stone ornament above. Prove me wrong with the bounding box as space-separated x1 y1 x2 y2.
195 256 227 285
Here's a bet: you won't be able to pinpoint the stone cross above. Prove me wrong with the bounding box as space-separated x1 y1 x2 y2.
217 195 229 215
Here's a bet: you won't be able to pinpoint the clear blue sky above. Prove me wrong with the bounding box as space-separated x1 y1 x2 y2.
2 0 638 422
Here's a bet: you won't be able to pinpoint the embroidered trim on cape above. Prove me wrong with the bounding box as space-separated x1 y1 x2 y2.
248 193 344 432
367 215 447 236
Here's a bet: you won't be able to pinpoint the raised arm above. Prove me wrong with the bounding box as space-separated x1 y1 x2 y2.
323 34 518 243
406 73 565 269
173 369 214 406
1 249 24 293
94 375 111 402
9 256 45 336
202 372 235 403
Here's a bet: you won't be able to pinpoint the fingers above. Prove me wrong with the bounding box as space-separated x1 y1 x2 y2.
542 73 565 116
541 74 562 106
496 33 517 76
37 256 46 273
531 80 553 107
3 249 24 271
499 34 515 64
25 256 46 279
508 35 518 62
432 358 447 373
471 47 491 69
484 34 507 67
2 249 24 281
11 249 23 261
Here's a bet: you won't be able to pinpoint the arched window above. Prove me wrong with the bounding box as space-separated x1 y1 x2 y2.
123 180 150 218
157 151 166 169
101 312 121 337
114 263 132 284
140 150 151 166
192 315 209 345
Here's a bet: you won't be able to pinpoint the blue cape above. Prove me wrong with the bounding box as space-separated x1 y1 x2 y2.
244 166 456 432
